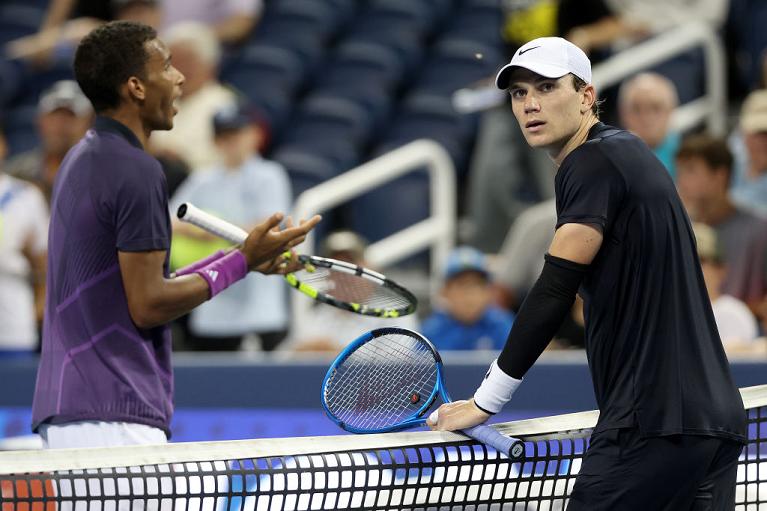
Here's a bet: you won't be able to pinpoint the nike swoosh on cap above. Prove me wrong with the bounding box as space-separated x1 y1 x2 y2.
518 46 541 55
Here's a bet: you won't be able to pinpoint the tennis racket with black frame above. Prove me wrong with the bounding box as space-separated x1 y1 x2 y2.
176 203 418 318
321 327 525 460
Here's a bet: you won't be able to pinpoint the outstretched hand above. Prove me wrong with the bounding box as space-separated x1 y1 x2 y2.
240 213 321 272
426 399 491 431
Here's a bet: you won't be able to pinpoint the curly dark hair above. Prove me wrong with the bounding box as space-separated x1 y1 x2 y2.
74 21 157 113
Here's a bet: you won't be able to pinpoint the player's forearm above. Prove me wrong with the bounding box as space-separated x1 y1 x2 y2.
497 254 587 378
128 274 211 329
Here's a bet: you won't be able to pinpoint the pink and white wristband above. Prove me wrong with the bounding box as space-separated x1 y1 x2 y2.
174 250 228 277
473 359 523 414
194 250 248 298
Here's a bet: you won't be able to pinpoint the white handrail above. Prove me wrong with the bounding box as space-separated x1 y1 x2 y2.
290 139 456 328
591 22 727 134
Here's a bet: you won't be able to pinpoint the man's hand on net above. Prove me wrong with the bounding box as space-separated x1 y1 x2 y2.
426 399 491 431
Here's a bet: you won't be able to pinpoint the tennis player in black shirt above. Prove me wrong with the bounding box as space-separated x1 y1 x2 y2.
429 37 746 509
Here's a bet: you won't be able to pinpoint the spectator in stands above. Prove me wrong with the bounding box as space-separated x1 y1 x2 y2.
618 72 681 178
169 102 290 351
421 246 515 351
5 80 93 204
729 89 767 218
6 0 161 67
150 22 238 172
162 0 262 46
0 128 49 356
286 231 419 353
676 133 767 316
692 222 761 350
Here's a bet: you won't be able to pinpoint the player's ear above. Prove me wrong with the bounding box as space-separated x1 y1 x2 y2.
581 84 596 114
125 76 147 103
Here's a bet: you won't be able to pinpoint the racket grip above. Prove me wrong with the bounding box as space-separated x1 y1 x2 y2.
177 203 248 244
463 425 525 461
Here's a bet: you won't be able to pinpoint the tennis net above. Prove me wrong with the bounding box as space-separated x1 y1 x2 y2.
2 385 765 510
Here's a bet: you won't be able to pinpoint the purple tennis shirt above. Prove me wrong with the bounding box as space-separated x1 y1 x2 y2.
32 116 174 436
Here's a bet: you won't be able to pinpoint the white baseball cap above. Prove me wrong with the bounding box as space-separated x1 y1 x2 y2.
495 37 592 90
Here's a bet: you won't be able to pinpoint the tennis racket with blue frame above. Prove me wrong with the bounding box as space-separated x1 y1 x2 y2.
176 203 417 318
321 327 525 460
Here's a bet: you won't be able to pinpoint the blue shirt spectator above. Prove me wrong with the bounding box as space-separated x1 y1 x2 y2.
169 103 292 350
422 246 515 351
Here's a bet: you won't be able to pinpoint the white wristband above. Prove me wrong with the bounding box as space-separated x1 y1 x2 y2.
473 359 522 414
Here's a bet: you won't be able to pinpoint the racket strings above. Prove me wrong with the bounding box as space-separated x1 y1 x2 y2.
295 267 412 311
325 333 438 430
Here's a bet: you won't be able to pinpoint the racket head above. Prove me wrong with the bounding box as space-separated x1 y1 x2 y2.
321 327 445 433
286 255 417 318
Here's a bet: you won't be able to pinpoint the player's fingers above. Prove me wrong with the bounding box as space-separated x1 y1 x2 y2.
253 212 284 235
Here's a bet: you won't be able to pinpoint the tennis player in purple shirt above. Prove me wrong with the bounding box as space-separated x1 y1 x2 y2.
31 21 320 449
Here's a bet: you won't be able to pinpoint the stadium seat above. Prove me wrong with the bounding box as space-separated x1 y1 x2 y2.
271 147 342 198
442 0 503 46
347 169 431 244
344 29 425 78
4 105 39 157
0 5 44 45
350 0 437 42
221 45 305 102
255 0 340 45
381 92 475 174
415 38 503 96
317 41 404 97
279 95 373 165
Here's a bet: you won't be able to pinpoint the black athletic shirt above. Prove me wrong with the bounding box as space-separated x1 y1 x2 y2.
556 123 746 442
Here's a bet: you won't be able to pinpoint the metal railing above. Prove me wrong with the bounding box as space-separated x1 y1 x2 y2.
591 22 726 134
290 139 456 329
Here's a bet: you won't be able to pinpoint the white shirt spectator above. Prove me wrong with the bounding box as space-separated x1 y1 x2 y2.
169 155 292 336
0 174 48 350
712 294 760 345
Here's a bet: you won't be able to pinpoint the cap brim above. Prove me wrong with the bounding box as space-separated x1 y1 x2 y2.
495 62 572 89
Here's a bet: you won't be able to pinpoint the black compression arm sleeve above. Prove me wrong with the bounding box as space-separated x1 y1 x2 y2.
497 254 589 379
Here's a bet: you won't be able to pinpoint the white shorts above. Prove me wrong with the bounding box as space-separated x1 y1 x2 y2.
39 420 167 449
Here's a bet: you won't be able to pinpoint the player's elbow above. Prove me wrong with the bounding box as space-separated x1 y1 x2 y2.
127 301 165 329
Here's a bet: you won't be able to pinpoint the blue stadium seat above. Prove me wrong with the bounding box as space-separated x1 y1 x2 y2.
382 92 475 173
443 0 503 46
347 169 431 244
344 28 425 79
238 89 293 142
255 0 340 45
221 45 305 101
318 42 404 97
4 105 39 157
271 147 342 197
0 5 44 45
415 38 503 95
279 95 373 166
351 0 437 42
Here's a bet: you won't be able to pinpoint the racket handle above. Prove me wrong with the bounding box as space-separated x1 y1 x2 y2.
177 203 248 244
463 425 525 461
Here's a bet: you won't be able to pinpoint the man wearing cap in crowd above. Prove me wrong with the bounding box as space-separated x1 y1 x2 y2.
6 80 94 204
730 89 767 218
421 246 514 351
428 36 746 509
169 102 292 351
